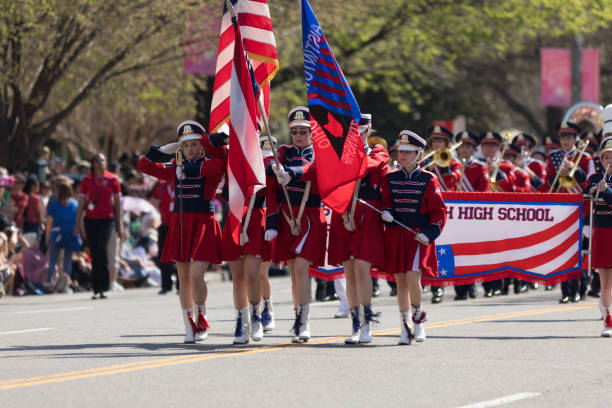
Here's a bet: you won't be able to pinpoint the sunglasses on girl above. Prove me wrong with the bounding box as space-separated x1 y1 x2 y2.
291 130 310 136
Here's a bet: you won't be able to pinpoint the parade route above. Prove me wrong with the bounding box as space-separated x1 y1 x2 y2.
1 276 609 407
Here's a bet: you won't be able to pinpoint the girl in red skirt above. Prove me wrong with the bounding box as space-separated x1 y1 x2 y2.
265 106 327 343
381 130 447 345
327 113 389 344
137 120 224 343
587 134 612 337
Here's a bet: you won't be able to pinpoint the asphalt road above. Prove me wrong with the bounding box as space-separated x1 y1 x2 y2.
1 276 609 408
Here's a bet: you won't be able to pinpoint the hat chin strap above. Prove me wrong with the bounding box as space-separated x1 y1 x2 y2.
403 149 422 170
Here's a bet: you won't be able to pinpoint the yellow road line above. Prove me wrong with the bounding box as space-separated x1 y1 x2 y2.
0 302 595 390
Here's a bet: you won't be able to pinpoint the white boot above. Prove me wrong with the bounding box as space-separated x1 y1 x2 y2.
233 307 250 344
599 300 606 320
345 307 360 344
194 303 209 341
412 305 427 342
602 309 612 337
359 305 379 343
262 298 275 333
398 311 413 345
298 303 311 341
182 308 196 344
250 301 264 341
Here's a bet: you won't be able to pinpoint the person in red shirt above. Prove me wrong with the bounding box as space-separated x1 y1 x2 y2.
74 153 123 300
150 180 177 295
9 174 28 229
137 120 225 344
23 176 45 238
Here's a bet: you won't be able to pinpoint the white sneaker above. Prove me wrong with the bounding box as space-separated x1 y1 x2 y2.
398 312 412 345
250 301 264 341
194 303 209 342
298 304 311 342
182 309 196 344
345 307 360 344
360 305 379 343
359 322 372 343
110 281 124 292
233 307 250 344
412 309 427 342
335 309 349 318
601 325 612 337
262 299 275 333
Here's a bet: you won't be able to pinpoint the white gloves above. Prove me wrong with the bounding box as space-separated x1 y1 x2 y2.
239 231 249 246
272 165 291 186
264 229 278 241
583 225 590 238
176 165 185 181
381 210 393 223
415 232 430 245
160 142 180 154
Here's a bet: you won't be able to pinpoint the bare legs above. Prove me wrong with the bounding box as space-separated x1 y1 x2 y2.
395 270 422 312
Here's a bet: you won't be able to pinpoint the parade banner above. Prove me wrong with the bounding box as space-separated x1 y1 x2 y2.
541 48 571 107
424 192 583 286
581 48 600 104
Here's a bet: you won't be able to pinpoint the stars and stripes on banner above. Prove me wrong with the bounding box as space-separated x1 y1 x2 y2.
227 21 266 244
210 0 278 133
424 192 583 286
300 0 366 214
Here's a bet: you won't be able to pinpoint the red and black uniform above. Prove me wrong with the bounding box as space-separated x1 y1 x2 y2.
266 144 327 266
421 156 461 191
528 159 548 192
328 144 388 267
381 166 447 276
498 160 517 192
546 148 594 194
460 158 489 192
137 146 224 264
587 172 612 268
512 165 532 192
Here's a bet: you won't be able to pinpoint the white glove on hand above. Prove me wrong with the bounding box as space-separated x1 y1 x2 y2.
583 225 590 238
381 210 393 223
239 231 249 246
272 165 291 186
175 165 185 181
415 232 430 245
159 142 180 154
264 229 278 241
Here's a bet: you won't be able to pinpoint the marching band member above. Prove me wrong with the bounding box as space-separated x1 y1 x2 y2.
586 135 612 337
455 131 489 193
137 120 224 343
420 126 458 303
584 131 605 174
545 135 561 154
479 131 514 193
327 113 389 344
513 133 547 192
503 144 531 192
265 106 327 343
453 131 487 300
381 130 447 345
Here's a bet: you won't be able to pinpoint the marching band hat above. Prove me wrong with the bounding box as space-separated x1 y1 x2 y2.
455 131 479 147
604 104 612 136
555 121 580 137
600 136 612 154
480 131 503 145
288 106 310 128
359 113 375 134
397 130 426 151
504 144 521 158
177 120 206 143
512 133 537 148
532 148 547 160
583 132 599 154
428 125 453 141
259 135 277 150
545 135 561 150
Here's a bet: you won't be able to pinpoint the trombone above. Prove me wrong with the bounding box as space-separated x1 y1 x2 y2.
489 141 509 192
549 140 588 192
420 142 463 169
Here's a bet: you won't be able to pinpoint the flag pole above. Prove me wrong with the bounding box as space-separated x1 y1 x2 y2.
224 0 299 232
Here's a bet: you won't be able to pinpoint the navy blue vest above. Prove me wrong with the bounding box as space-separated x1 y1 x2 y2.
386 167 431 227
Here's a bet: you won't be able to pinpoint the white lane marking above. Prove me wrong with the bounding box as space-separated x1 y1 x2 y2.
457 392 540 408
13 307 93 314
0 328 55 335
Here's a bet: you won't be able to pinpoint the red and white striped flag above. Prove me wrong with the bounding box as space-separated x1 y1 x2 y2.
227 21 266 244
210 0 278 133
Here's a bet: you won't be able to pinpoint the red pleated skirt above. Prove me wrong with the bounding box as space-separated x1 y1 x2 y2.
592 227 612 269
161 212 222 264
327 202 385 267
221 207 266 261
273 205 327 267
383 225 438 277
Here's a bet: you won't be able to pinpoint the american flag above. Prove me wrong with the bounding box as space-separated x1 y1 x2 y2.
210 0 278 133
301 0 366 214
227 18 266 244
426 192 583 286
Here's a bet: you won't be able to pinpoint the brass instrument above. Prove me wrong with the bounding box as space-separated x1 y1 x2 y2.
489 141 509 192
554 140 589 191
422 142 463 168
457 157 467 191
